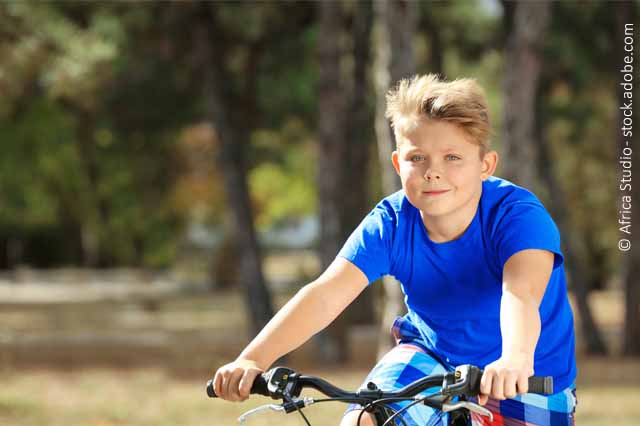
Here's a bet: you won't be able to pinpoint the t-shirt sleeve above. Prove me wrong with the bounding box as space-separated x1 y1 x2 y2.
337 204 394 284
494 201 564 270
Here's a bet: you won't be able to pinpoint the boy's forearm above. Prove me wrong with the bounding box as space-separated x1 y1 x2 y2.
499 249 553 365
499 289 540 362
236 282 343 370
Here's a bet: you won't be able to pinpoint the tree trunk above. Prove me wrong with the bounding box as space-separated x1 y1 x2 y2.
193 3 274 336
615 1 640 356
342 0 376 326
315 0 351 363
317 0 345 272
500 1 551 190
535 89 608 355
218 130 274 336
74 109 108 267
527 2 608 355
372 0 416 359
6 237 24 268
537 110 608 355
419 8 444 77
315 0 377 363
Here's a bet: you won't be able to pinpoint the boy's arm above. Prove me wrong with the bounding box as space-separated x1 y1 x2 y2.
213 257 369 401
478 248 554 405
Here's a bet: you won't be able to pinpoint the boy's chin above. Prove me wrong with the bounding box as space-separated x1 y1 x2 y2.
419 207 452 218
406 196 439 210
411 200 451 217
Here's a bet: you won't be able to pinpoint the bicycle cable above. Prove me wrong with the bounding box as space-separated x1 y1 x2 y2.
304 396 408 426
283 393 311 426
356 398 409 426
380 390 440 426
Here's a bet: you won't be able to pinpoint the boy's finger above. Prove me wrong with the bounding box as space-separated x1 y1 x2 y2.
491 372 504 400
516 372 529 394
480 370 493 397
238 369 260 398
503 371 518 399
477 393 488 406
218 369 233 399
222 370 239 401
213 370 223 398
229 370 246 401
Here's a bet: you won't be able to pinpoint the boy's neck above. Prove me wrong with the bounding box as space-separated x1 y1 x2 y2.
420 190 482 243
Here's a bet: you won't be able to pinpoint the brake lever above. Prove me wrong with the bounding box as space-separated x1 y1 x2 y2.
442 401 493 422
237 397 315 424
238 404 285 424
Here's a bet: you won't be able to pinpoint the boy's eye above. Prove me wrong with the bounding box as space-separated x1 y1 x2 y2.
410 155 425 162
445 154 460 161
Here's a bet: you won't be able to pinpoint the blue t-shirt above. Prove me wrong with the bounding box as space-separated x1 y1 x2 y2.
338 176 577 391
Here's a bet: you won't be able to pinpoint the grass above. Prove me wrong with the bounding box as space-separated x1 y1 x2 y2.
1 278 639 425
0 367 358 426
1 362 639 426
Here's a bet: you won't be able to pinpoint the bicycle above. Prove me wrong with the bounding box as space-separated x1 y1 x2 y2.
206 364 553 425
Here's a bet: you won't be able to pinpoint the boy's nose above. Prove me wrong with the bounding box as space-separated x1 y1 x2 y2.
424 169 441 180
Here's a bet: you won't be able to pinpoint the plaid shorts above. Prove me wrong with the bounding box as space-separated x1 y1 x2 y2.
344 316 577 426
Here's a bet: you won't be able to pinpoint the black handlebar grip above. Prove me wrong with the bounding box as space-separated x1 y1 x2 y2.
206 374 270 398
250 374 270 396
528 376 553 395
206 379 217 398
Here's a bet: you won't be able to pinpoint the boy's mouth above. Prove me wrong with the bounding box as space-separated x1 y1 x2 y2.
422 189 449 196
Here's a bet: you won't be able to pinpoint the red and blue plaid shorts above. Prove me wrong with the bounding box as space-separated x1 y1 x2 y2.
345 317 577 426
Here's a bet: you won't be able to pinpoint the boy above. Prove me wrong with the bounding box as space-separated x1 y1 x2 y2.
213 74 577 426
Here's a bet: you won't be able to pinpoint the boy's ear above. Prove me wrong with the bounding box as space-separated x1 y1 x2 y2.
391 151 401 176
480 150 499 180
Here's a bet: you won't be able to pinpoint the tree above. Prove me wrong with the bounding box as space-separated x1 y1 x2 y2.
343 0 377 327
187 1 278 335
533 1 619 355
0 3 200 269
501 1 608 356
1 2 124 267
372 0 416 358
500 0 551 190
536 96 609 355
315 0 376 363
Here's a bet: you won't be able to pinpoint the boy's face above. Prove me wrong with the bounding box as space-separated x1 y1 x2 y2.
392 118 497 219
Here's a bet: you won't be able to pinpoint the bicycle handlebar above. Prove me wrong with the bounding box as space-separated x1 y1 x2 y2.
206 364 554 400
527 376 554 394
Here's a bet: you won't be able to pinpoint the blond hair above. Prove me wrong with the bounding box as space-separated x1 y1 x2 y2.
386 74 492 155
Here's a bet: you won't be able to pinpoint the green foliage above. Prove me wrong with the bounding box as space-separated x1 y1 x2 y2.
540 2 624 281
0 2 186 267
251 163 317 231
0 1 321 267
0 98 80 227
250 119 317 229
0 0 625 283
257 25 318 128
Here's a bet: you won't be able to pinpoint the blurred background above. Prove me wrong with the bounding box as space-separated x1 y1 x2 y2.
0 1 638 425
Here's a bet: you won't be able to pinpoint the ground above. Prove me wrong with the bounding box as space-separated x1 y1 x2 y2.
0 266 638 425
1 361 639 426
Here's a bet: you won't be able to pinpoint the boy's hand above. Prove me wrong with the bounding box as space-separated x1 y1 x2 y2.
478 353 534 405
213 359 264 402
